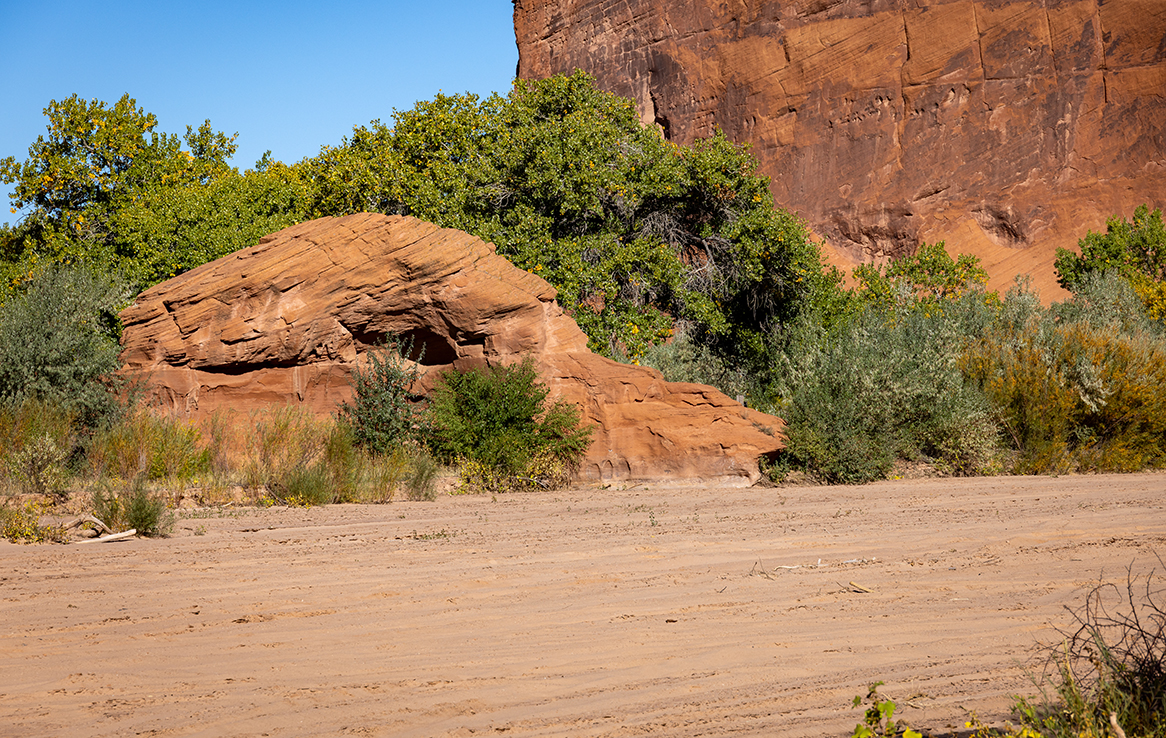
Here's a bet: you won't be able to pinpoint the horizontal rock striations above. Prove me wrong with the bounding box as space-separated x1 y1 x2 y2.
120 213 783 484
513 0 1166 298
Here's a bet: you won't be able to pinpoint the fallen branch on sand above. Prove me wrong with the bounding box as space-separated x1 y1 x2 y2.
64 515 112 536
73 529 137 544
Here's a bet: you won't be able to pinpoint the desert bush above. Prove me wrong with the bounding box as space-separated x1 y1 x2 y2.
767 294 1002 484
1053 271 1166 337
87 410 210 482
963 278 1166 474
428 358 592 491
6 434 70 498
964 561 1166 738
337 336 430 454
0 265 130 430
91 481 173 537
1056 204 1166 330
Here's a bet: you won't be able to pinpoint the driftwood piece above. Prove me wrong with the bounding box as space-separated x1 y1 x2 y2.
64 515 112 535
1109 712 1128 738
841 581 873 594
74 529 137 544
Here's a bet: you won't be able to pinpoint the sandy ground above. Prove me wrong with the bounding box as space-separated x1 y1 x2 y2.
2 472 1164 738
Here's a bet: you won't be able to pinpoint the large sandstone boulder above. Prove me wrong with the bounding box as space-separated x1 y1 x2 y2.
514 0 1166 299
120 213 783 484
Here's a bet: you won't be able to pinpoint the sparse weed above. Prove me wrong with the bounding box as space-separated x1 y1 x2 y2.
403 447 439 501
850 682 923 738
867 561 1166 738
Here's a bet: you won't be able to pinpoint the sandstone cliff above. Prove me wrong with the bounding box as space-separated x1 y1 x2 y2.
120 214 783 484
513 0 1166 298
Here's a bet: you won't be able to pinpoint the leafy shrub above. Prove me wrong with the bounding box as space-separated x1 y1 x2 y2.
0 265 130 429
768 296 1002 484
428 358 592 491
0 94 307 289
92 481 172 537
337 336 430 454
963 277 1166 474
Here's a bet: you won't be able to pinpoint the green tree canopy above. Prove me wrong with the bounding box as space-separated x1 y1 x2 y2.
1 94 307 289
1054 204 1166 323
853 242 990 313
1055 204 1166 291
302 72 829 359
0 265 130 428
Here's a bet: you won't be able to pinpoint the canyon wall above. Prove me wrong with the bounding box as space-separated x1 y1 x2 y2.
513 0 1166 297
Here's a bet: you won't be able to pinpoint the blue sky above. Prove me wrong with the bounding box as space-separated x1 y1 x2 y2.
1 1 519 225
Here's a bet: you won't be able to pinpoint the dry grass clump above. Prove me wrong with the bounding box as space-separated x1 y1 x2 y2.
0 401 445 542
961 560 1166 738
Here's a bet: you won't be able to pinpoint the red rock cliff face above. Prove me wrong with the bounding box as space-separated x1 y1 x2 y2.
514 0 1166 298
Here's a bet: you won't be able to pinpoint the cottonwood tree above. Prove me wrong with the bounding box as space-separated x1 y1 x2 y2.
303 72 832 361
1 94 306 290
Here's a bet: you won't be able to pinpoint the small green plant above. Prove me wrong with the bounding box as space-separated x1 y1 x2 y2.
851 682 923 738
337 336 430 454
428 357 592 492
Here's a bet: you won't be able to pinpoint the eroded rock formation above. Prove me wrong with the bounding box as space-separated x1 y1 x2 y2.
120 213 783 484
513 0 1166 298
